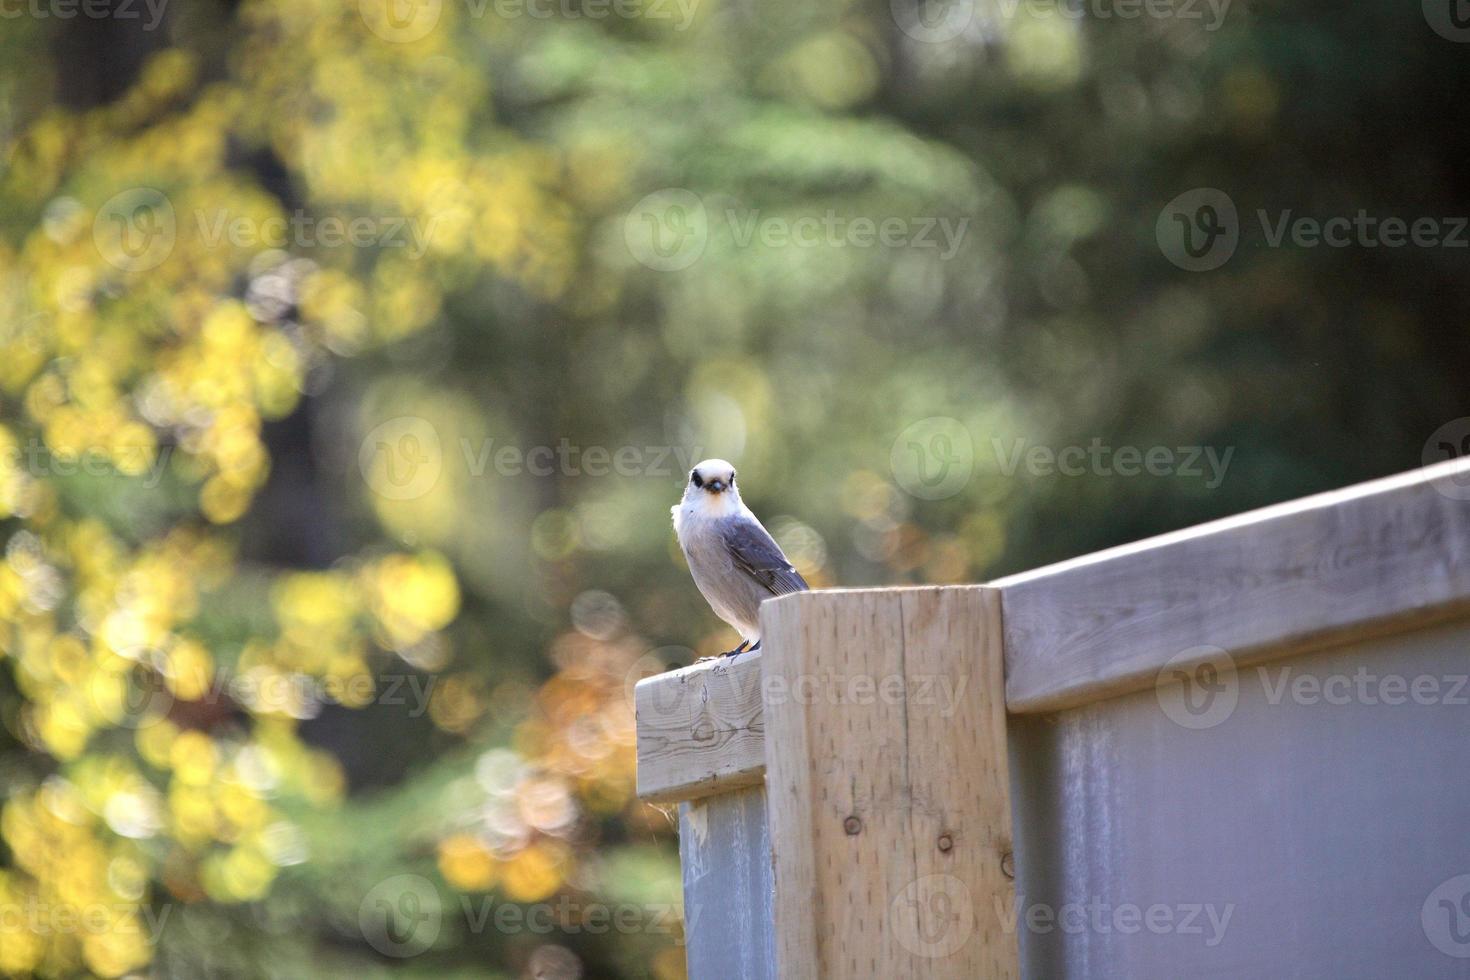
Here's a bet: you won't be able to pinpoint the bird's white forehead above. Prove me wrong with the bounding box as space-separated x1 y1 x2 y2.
691 458 736 479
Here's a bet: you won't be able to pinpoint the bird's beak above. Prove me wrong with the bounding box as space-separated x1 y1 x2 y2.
705 479 726 493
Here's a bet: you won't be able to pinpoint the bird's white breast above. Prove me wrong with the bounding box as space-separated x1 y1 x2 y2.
671 490 744 539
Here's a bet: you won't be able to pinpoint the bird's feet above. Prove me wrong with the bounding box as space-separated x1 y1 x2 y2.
718 640 761 658
695 640 750 664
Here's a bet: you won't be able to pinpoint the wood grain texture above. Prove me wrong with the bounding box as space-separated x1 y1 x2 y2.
760 586 1019 980
997 458 1470 714
635 652 765 803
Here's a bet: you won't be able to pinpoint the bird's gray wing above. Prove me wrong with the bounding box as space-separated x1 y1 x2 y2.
721 519 809 597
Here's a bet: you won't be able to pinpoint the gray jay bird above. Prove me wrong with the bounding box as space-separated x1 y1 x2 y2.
672 458 808 656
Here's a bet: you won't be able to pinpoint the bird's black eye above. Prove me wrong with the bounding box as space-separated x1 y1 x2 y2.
691 470 704 488
730 472 736 483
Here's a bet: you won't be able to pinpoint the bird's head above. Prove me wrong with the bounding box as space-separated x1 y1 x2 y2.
681 458 742 516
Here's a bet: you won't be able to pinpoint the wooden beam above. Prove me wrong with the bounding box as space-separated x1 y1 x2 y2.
634 652 765 804
634 461 1470 774
996 457 1470 714
760 586 1019 980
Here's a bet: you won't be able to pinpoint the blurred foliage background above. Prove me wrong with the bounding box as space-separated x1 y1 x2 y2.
1 0 1467 975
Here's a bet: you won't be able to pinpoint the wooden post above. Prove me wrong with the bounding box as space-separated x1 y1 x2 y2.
635 586 1019 980
761 586 1018 980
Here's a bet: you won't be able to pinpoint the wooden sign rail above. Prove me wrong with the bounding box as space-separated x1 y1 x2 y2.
635 459 1470 978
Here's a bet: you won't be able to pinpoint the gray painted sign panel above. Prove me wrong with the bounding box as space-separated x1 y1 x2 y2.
679 783 777 979
1009 616 1470 978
